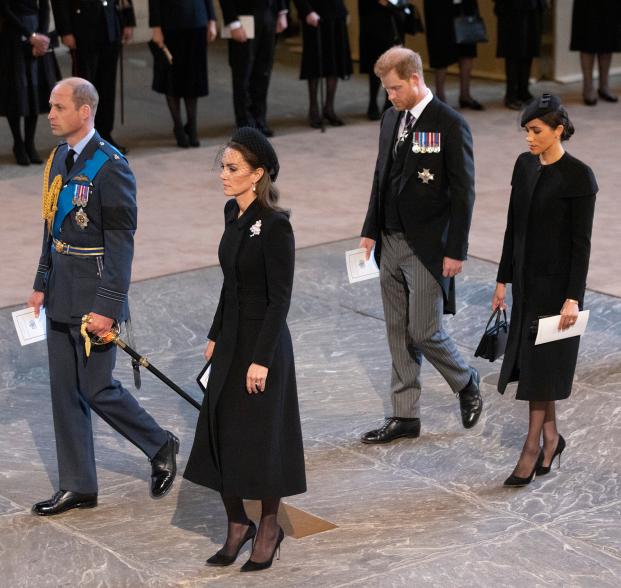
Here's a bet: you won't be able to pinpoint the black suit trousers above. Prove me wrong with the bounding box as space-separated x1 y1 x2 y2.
46 320 167 494
72 42 120 137
228 9 276 127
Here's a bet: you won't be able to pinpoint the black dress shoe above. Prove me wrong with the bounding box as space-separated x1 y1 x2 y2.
150 431 179 498
361 417 421 444
458 97 485 111
583 95 598 106
183 123 200 147
458 368 483 429
173 124 189 148
241 527 285 572
13 144 30 166
25 144 43 164
598 89 618 103
206 521 256 566
32 490 97 516
323 110 345 126
504 97 523 111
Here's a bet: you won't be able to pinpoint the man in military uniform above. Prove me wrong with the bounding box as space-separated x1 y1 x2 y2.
51 0 133 153
27 78 178 516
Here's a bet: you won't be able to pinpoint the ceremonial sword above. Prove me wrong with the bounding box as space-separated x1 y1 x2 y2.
81 315 201 410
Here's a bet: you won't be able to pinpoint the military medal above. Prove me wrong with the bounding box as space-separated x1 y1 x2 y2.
72 183 91 207
75 207 90 229
418 168 435 184
412 132 421 153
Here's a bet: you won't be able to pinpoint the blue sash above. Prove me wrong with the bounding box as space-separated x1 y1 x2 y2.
53 149 109 237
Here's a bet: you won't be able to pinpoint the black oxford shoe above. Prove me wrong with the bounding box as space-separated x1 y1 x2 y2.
150 431 179 498
32 490 97 516
458 368 483 429
361 417 421 444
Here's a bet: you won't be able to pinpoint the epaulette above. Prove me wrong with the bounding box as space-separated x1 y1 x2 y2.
96 139 127 163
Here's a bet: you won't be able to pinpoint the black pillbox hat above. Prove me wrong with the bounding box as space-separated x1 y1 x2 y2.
520 93 563 127
230 127 280 181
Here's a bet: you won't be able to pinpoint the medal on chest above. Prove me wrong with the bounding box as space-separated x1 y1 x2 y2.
412 132 441 154
72 181 92 230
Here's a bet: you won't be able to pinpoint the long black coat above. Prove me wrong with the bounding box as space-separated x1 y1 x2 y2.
424 0 478 69
361 97 476 315
497 152 597 400
494 0 545 59
184 198 306 499
570 0 621 54
358 0 404 74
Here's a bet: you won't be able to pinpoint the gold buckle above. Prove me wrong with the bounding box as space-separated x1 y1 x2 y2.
54 240 64 253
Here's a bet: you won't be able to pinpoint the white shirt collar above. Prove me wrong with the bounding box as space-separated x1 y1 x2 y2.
409 88 433 121
68 128 96 156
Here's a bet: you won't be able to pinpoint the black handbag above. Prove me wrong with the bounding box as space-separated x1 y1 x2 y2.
387 0 425 36
474 309 508 362
453 13 488 45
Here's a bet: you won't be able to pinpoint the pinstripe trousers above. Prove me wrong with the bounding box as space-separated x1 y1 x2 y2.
380 232 471 418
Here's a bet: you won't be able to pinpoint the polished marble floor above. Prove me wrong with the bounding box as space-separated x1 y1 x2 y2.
2 238 621 587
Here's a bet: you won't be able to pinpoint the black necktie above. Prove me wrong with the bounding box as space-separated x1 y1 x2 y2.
65 148 75 175
394 112 415 157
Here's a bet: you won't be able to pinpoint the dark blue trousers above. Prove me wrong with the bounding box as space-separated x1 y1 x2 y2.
46 320 168 494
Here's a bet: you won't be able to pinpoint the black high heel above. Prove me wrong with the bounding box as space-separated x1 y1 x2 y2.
536 434 566 476
25 144 43 164
13 143 30 166
504 450 544 487
183 123 200 147
458 97 485 111
240 526 285 572
598 89 619 103
205 521 256 567
322 110 345 127
173 125 189 148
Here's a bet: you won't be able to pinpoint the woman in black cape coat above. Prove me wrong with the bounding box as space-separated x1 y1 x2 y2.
0 0 60 165
184 127 306 571
493 95 597 487
570 0 621 105
294 0 353 128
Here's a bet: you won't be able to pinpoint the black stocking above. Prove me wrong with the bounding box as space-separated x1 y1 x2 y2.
220 495 252 557
165 95 183 130
323 76 338 116
368 74 381 111
307 78 319 120
7 116 24 148
250 497 281 563
24 115 37 148
184 97 198 138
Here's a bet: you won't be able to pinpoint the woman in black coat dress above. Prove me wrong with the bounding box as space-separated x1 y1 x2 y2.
570 0 621 105
494 0 546 110
358 0 405 120
0 0 59 165
149 0 217 147
493 95 597 487
184 127 306 572
294 0 353 128
423 0 483 110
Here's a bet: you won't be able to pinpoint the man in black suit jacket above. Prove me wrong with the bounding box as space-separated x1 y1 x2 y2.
220 0 288 136
359 47 483 444
51 0 135 152
27 78 178 516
